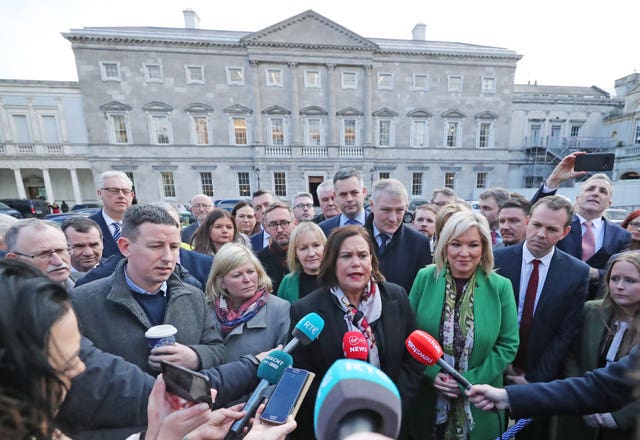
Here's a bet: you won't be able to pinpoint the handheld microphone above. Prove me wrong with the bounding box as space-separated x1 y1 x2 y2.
224 350 293 440
405 329 473 390
314 359 401 440
342 331 369 361
283 312 325 354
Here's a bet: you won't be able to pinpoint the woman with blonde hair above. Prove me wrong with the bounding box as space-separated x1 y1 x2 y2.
407 210 519 440
278 222 326 303
205 243 290 363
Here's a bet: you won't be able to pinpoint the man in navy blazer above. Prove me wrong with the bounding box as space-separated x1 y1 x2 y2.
319 167 369 237
365 179 431 293
249 189 275 252
90 171 135 259
531 152 630 298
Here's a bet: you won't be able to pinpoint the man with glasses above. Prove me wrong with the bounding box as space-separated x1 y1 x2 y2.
292 192 315 222
5 218 74 291
430 187 457 211
257 202 297 292
61 217 104 280
181 193 214 243
90 170 135 258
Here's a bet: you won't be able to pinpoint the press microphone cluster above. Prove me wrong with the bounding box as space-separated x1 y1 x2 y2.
283 312 325 354
405 329 472 390
342 331 369 361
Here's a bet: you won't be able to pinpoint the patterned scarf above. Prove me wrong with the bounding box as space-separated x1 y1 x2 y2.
331 281 382 367
215 287 268 335
435 268 476 440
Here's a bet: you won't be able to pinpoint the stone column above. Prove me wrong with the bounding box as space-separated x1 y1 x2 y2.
288 62 301 146
363 65 373 147
326 64 337 146
70 168 82 204
13 168 26 199
249 60 263 145
42 168 54 202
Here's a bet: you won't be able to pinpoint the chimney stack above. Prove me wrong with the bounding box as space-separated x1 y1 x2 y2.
183 9 200 29
412 23 426 41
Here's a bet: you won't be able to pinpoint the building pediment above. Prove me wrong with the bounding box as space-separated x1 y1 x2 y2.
336 107 364 117
99 100 132 112
184 103 213 113
241 10 378 51
475 110 499 120
372 107 398 118
300 106 328 116
442 109 466 119
223 104 253 114
262 105 291 115
142 101 173 112
407 108 433 118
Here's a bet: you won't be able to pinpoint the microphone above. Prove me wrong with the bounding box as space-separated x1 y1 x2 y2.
283 312 325 354
405 329 472 390
342 331 369 361
224 350 293 440
314 359 401 440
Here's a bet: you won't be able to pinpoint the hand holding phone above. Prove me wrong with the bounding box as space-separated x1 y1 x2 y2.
574 153 615 172
161 360 214 409
260 367 314 425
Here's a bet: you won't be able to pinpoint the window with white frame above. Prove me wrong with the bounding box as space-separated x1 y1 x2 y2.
100 62 120 81
529 124 542 146
413 74 429 90
445 121 459 147
265 69 283 87
411 120 428 147
377 73 393 90
476 172 487 189
304 70 320 88
185 65 204 84
150 115 171 144
273 172 287 197
11 114 31 143
477 122 494 149
570 124 581 137
447 75 463 92
269 117 285 146
412 173 423 196
305 118 323 146
444 172 456 189
233 118 248 145
40 115 60 143
634 119 640 144
192 116 210 145
342 119 358 146
109 114 130 144
200 172 214 197
238 172 251 197
379 172 390 180
145 64 163 82
481 77 496 94
341 71 358 89
376 120 393 147
161 172 176 197
226 67 244 85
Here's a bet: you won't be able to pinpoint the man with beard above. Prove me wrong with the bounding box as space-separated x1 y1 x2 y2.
257 202 297 292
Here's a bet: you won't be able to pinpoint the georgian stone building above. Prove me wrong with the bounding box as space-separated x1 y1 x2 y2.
62 9 524 202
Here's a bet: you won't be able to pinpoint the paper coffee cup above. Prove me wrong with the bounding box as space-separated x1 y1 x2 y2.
145 324 177 349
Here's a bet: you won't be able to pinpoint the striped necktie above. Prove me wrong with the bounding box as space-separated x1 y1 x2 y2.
112 222 122 241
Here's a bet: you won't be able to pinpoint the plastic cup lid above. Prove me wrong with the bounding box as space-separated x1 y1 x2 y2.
145 324 177 338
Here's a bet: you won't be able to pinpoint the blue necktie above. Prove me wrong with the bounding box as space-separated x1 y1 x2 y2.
346 218 360 225
112 222 122 241
378 233 390 255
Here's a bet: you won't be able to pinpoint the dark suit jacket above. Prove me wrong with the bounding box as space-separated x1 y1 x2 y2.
249 230 266 253
89 210 121 259
75 248 213 289
289 282 423 439
494 243 590 382
319 211 371 237
364 215 432 293
180 222 199 243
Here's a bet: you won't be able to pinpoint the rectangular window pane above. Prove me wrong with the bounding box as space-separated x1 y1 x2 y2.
200 172 214 197
344 119 356 146
570 125 581 137
152 116 170 144
188 66 203 82
481 77 495 93
476 172 487 189
103 63 119 79
550 125 562 147
342 72 357 88
228 68 244 84
234 118 247 145
412 173 423 196
194 116 209 144
635 120 640 144
379 172 390 180
111 115 128 143
448 76 462 91
266 69 282 86
273 172 287 197
414 74 428 90
444 172 455 189
307 119 321 146
478 122 491 148
413 120 425 147
238 172 251 197
378 73 392 89
161 172 175 197
305 70 319 87
446 122 457 147
530 124 541 146
379 120 391 146
41 115 60 143
12 115 30 143
271 118 284 145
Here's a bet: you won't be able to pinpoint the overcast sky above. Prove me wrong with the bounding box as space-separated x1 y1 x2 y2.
1 0 637 94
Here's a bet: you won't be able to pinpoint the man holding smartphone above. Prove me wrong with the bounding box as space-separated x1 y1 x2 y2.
531 151 631 298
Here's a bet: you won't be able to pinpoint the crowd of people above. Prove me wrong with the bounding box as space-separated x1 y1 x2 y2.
1 150 639 439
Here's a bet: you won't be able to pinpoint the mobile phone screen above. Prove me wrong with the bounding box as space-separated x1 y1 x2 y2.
161 361 213 408
261 368 308 424
574 153 615 171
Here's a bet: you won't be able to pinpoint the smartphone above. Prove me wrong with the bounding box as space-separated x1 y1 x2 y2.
260 367 314 425
574 153 615 172
160 361 213 409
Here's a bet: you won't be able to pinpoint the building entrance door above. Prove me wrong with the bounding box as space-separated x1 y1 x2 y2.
308 176 324 206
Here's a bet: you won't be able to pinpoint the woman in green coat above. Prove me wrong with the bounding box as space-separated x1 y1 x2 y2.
407 210 519 440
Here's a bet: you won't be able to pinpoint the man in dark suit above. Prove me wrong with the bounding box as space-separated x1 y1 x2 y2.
90 171 135 259
531 152 631 297
319 167 369 236
479 187 510 247
257 202 296 293
249 189 274 252
61 217 104 281
180 193 213 243
312 180 340 224
365 178 431 293
494 196 590 439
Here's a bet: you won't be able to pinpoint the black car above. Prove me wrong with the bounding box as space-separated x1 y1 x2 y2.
0 198 50 218
44 208 101 224
0 201 22 219
71 203 101 211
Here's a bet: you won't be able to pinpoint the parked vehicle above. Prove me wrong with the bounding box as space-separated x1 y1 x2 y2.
71 203 101 211
605 208 630 225
44 208 101 223
0 199 50 218
214 198 247 212
0 201 23 219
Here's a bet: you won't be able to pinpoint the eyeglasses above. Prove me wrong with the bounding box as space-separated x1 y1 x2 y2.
265 220 293 231
294 203 314 210
192 203 213 209
628 221 640 228
101 187 133 195
13 246 71 262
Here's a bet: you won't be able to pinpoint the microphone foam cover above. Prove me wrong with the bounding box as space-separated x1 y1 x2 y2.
342 331 369 361
257 350 293 384
405 330 443 366
292 312 325 345
314 359 401 440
